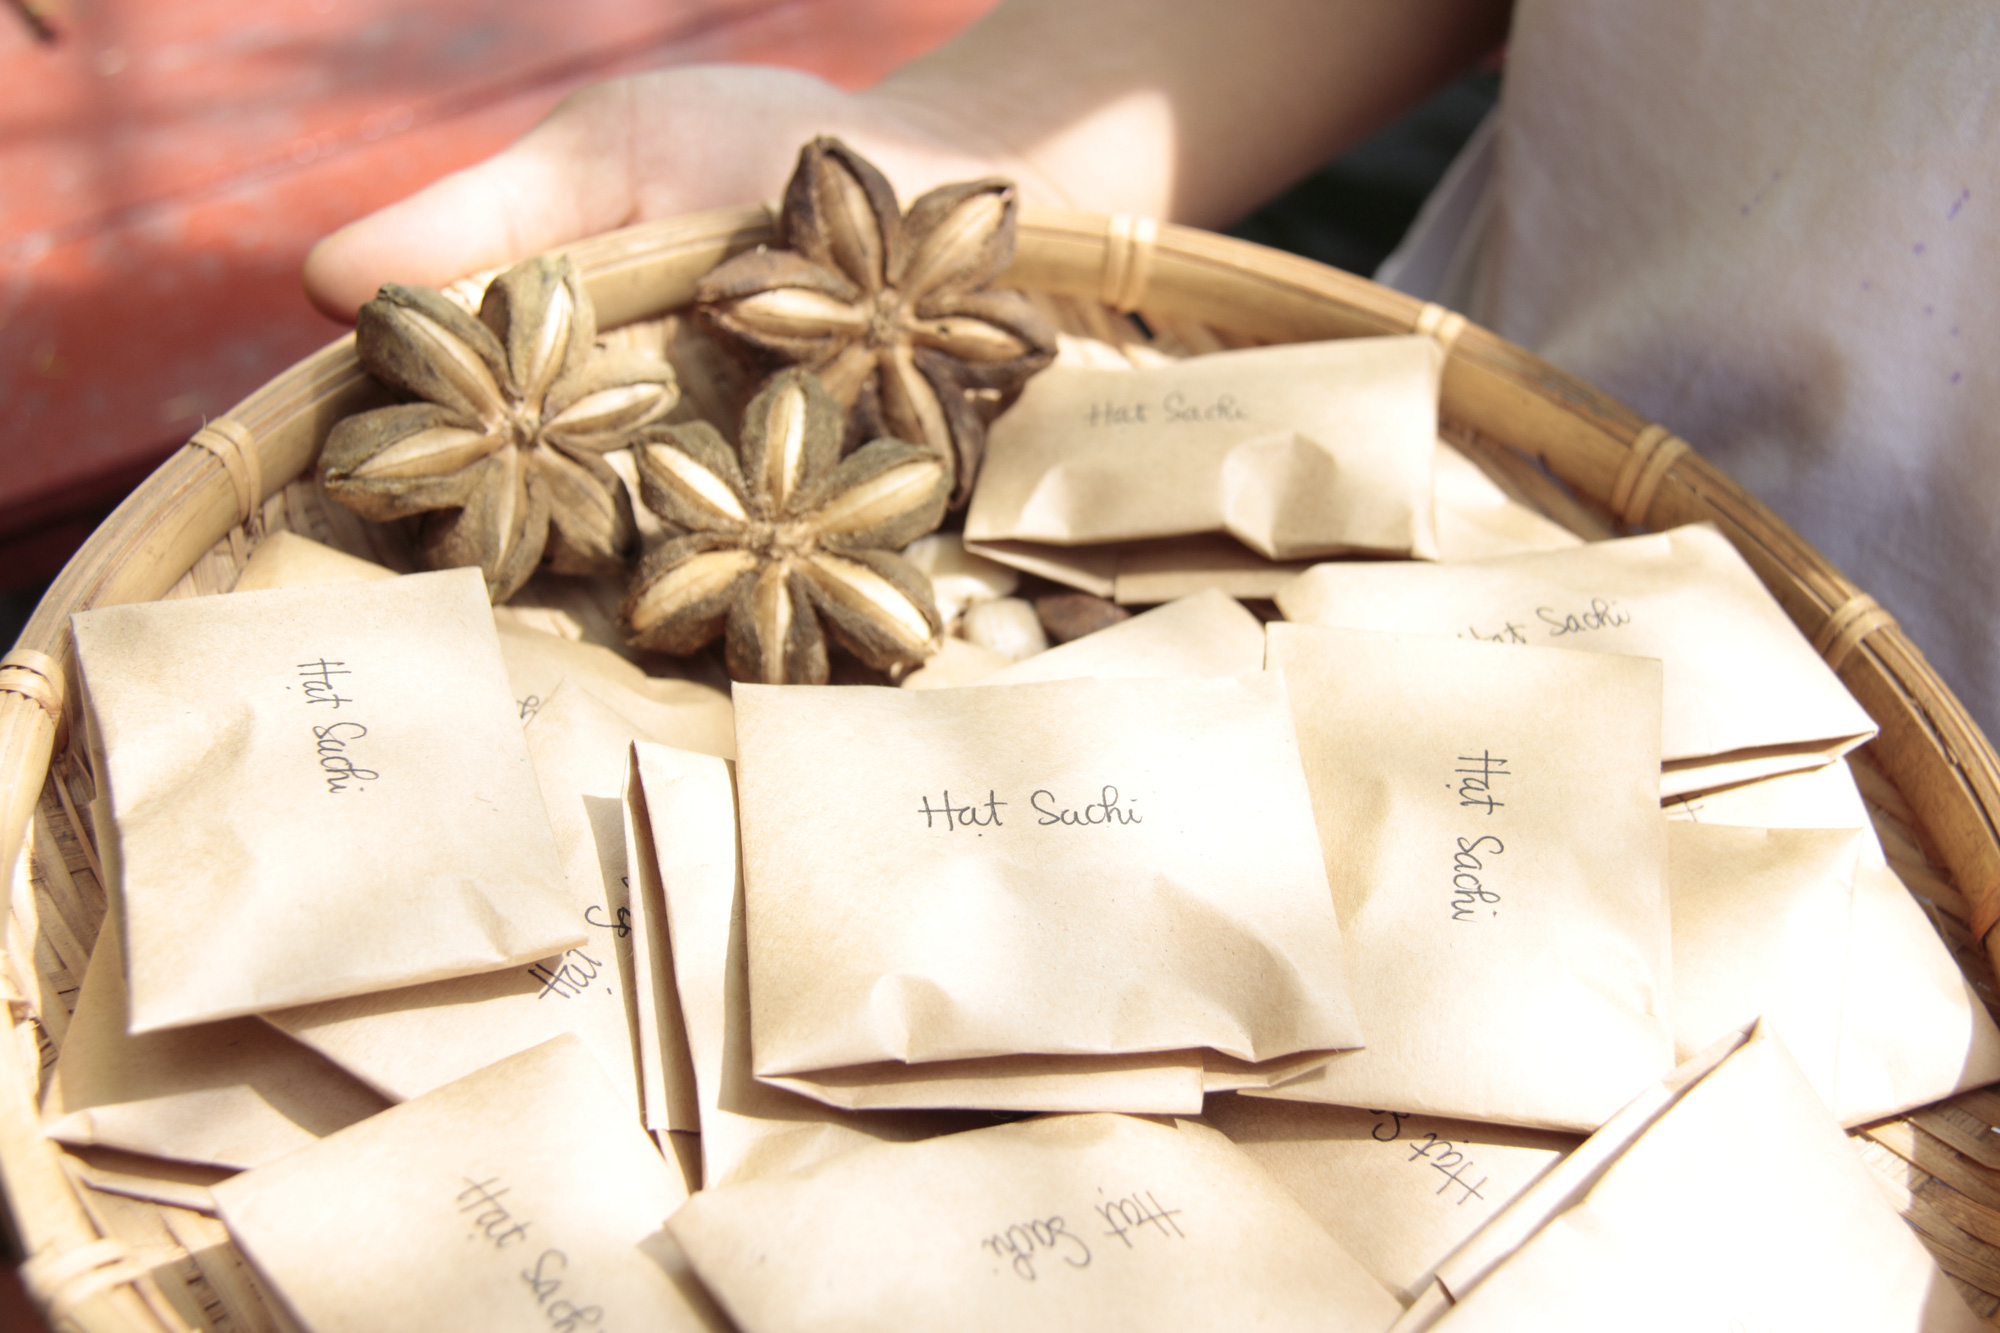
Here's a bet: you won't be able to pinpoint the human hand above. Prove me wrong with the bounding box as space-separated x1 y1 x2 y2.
302 63 1058 321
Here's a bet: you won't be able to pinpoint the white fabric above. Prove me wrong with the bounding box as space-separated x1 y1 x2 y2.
1389 1 2000 734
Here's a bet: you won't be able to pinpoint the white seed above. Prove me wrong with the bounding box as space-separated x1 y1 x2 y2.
903 533 1018 626
959 597 1048 663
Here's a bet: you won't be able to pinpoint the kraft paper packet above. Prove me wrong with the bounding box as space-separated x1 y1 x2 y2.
633 744 1206 1128
1278 523 1878 797
72 567 582 1031
668 1112 1403 1333
1394 1024 1984 1333
43 914 388 1170
964 438 1579 605
1668 822 2000 1126
230 531 397 592
967 335 1441 562
901 589 1264 692
633 743 1004 1184
212 1035 726 1333
497 623 735 760
733 674 1365 1100
1250 623 1674 1132
266 682 697 1129
1429 439 1585 562
1203 1095 1577 1305
978 589 1265 686
226 530 735 758
1666 757 1885 861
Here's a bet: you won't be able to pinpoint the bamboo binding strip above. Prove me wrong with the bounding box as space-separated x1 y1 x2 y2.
6 206 2000 1331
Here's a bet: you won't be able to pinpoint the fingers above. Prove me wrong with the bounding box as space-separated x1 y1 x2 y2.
302 64 1031 322
304 83 644 320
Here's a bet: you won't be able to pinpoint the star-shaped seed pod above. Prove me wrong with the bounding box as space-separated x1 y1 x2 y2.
695 136 1057 507
320 254 678 601
621 368 948 685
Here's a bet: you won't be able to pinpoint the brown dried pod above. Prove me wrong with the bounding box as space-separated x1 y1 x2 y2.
620 368 948 685
696 137 1057 507
320 254 679 601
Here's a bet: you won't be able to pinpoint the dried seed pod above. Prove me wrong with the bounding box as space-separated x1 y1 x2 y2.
620 369 948 684
321 253 679 601
696 137 1057 507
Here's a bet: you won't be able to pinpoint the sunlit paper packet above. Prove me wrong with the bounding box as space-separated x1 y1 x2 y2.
1667 822 2000 1126
1248 623 1673 1132
213 1035 726 1333
1391 1023 1985 1333
1203 1096 1576 1306
965 437 1579 605
227 528 736 757
667 1113 1403 1333
72 567 582 1030
632 743 992 1186
1276 522 1877 797
899 588 1262 695
42 906 387 1171
965 335 1442 568
265 682 698 1129
731 674 1365 1112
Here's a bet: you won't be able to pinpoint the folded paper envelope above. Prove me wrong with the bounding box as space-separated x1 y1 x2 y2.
497 621 735 760
212 1035 726 1333
1276 522 1877 797
965 438 1578 604
667 1113 1403 1333
732 674 1364 1101
1394 1024 1984 1333
1203 1095 1576 1305
42 919 387 1171
976 589 1265 686
1248 623 1674 1132
966 336 1441 561
1667 822 2000 1126
632 742 990 1184
72 567 582 1030
1665 757 1885 860
266 682 695 1126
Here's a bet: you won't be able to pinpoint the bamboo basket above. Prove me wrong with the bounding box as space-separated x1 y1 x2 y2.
4 206 2000 1331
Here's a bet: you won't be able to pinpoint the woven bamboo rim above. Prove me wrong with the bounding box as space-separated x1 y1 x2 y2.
5 206 2000 1330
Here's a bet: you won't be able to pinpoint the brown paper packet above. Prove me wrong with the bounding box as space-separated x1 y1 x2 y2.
1250 623 1673 1132
763 1052 1209 1113
73 567 582 1030
230 531 396 592
1276 523 1878 797
966 438 1582 605
1394 1024 1984 1333
1665 757 1885 860
497 622 735 760
1668 822 2000 1125
967 335 1441 560
977 589 1265 687
610 746 701 1136
668 1112 1403 1333
43 920 387 1170
266 683 696 1126
1203 1095 1576 1305
213 1035 727 1333
1430 440 1585 562
59 1143 233 1214
734 674 1363 1088
634 742 1038 1183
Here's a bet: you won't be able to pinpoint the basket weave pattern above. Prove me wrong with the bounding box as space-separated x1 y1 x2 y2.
4 208 2000 1329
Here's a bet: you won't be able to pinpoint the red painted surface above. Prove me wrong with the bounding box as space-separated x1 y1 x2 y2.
0 0 998 586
